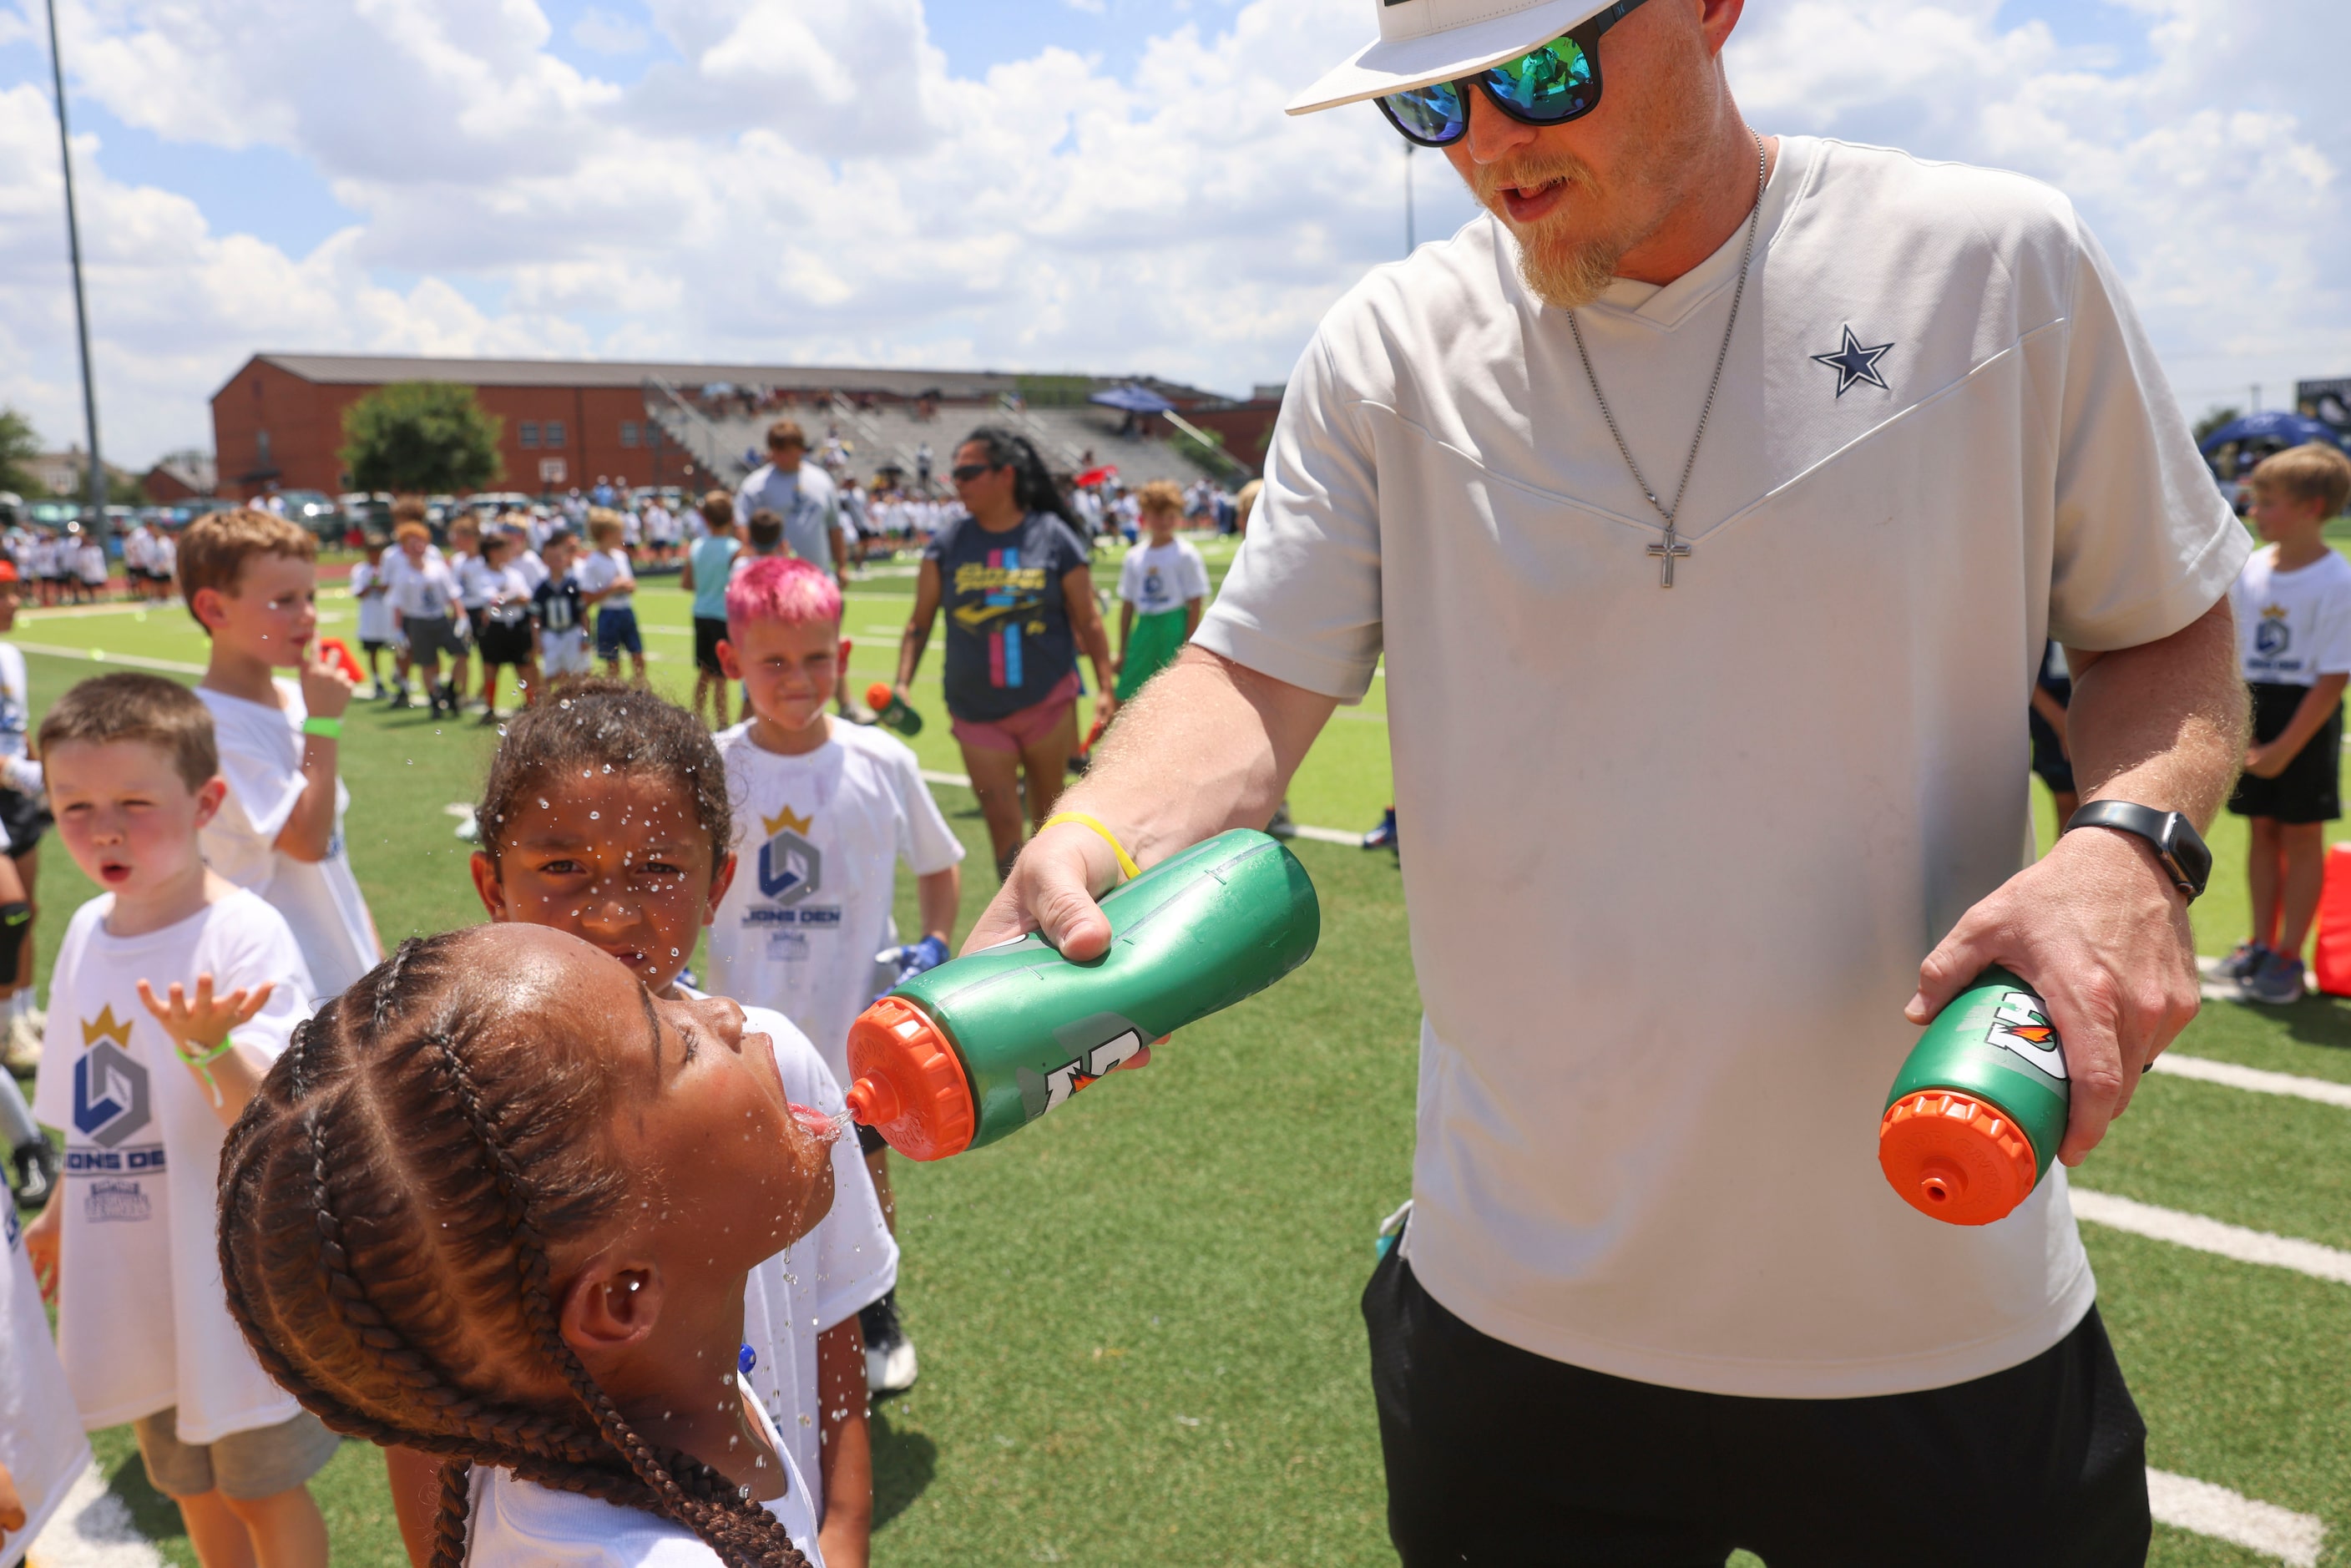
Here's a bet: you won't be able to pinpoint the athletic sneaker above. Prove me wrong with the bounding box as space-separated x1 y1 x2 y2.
1363 807 1398 852
2242 951 2307 1006
2222 942 2271 983
3 1014 39 1073
861 1290 919 1396
12 1139 55 1209
1267 803 1297 839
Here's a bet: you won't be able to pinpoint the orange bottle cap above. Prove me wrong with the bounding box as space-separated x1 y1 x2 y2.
1878 1090 2039 1226
844 996 975 1162
867 682 895 711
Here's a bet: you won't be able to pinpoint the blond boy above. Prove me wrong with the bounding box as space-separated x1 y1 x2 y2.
179 508 381 1003
2225 442 2351 1003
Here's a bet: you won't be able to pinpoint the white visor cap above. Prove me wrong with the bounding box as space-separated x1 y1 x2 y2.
1287 0 1623 117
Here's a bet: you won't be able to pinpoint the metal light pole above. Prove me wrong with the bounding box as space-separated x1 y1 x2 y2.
1405 144 1417 255
44 0 109 543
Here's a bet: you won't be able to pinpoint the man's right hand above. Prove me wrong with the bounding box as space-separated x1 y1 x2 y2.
965 820 1126 961
300 642 357 721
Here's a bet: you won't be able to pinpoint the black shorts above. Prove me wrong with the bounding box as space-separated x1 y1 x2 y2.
0 788 48 857
2030 676 2075 794
1366 1245 2149 1568
477 615 533 669
2229 680 2343 823
694 616 730 676
857 1121 888 1157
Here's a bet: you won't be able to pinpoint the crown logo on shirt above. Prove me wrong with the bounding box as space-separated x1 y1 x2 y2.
2263 604 2289 621
82 1004 134 1050
763 806 815 838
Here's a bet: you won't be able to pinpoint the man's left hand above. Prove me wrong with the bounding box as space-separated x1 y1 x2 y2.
1905 822 2197 1167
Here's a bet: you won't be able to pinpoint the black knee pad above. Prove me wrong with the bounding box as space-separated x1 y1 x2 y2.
0 902 29 986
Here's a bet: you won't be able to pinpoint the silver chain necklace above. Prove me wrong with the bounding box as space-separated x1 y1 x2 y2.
1568 136 1768 588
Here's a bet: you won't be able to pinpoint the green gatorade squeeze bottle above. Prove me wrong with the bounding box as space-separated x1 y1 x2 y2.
842 829 1320 1160
866 683 923 736
1878 969 2070 1226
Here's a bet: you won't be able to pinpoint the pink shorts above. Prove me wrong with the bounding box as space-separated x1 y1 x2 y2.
951 670 1084 756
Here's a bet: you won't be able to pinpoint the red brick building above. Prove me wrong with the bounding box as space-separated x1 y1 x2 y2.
210 354 1028 500
210 352 1284 499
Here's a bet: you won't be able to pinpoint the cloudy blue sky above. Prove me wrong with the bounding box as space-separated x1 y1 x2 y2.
0 0 2343 467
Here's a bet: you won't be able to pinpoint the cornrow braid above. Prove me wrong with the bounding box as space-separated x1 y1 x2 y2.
218 931 813 1567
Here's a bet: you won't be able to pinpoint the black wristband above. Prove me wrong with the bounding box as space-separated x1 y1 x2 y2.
2063 801 2211 901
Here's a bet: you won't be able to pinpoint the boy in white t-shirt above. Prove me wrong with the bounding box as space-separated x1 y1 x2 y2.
24 674 333 1566
2224 443 2351 1004
709 556 963 1397
347 535 397 699
1112 481 1211 705
181 508 382 1004
3 1195 87 1568
580 511 646 684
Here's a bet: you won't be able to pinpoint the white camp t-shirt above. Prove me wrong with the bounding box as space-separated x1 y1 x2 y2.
2228 544 2351 687
0 643 29 761
350 559 396 644
1117 539 1211 616
705 723 964 1088
685 996 897 1515
198 684 382 1002
579 549 635 613
385 552 459 620
3 1201 88 1566
1196 137 2247 1399
29 891 311 1441
465 1396 823 1567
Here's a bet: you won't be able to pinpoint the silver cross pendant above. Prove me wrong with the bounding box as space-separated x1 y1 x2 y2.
1648 524 1691 589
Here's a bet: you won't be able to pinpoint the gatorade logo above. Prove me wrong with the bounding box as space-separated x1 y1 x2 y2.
1986 992 2065 1080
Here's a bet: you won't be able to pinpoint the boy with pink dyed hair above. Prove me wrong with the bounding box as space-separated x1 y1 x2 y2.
705 556 963 1396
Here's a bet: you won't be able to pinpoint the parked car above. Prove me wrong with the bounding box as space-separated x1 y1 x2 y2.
0 493 19 528
276 489 346 542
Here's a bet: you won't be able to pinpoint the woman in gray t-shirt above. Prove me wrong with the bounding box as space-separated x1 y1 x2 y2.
896 427 1115 878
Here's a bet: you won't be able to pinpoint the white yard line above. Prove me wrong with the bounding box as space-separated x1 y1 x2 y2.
2071 1190 2351 1286
2152 1054 2351 1110
1289 825 1362 847
2147 1469 2327 1567
14 641 207 676
29 1459 167 1568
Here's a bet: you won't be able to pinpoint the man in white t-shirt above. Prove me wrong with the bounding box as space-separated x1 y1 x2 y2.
973 3 2247 1561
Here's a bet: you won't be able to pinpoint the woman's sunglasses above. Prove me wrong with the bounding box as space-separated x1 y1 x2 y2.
951 463 999 483
1375 0 1649 149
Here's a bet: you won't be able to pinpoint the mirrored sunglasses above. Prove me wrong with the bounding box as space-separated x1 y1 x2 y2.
1375 0 1648 149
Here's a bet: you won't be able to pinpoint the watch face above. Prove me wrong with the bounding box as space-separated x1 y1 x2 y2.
2164 813 2212 889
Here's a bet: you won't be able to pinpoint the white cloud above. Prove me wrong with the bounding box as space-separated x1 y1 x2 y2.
572 7 649 54
1 0 2346 464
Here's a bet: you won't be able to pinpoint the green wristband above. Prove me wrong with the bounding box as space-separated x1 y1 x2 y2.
301 716 344 740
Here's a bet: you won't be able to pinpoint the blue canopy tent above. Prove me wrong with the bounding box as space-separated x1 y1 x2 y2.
1089 384 1176 416
2198 410 2345 455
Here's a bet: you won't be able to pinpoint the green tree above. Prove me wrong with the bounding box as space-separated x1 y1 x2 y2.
2193 405 2242 445
0 408 40 497
339 382 503 493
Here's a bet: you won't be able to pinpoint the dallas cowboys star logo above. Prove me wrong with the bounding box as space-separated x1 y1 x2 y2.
1811 325 1895 397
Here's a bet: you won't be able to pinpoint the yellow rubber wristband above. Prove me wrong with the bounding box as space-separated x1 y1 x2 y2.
1039 812 1141 883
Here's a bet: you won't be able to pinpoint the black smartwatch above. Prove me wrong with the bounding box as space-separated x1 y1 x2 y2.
2063 801 2212 901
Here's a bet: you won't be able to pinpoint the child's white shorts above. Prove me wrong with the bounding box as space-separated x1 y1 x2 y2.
540 630 593 677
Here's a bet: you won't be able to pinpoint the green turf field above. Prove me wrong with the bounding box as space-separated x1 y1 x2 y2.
13 540 2348 1565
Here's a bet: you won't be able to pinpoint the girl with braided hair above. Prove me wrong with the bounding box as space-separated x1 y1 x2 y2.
422 679 895 1568
218 923 840 1566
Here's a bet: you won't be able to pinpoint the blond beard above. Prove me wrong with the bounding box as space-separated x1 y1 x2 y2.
1469 157 1624 310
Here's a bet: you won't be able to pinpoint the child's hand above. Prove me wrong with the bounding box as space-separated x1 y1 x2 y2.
0 1454 25 1536
138 974 275 1060
24 1200 58 1306
299 640 358 721
2244 742 2290 781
